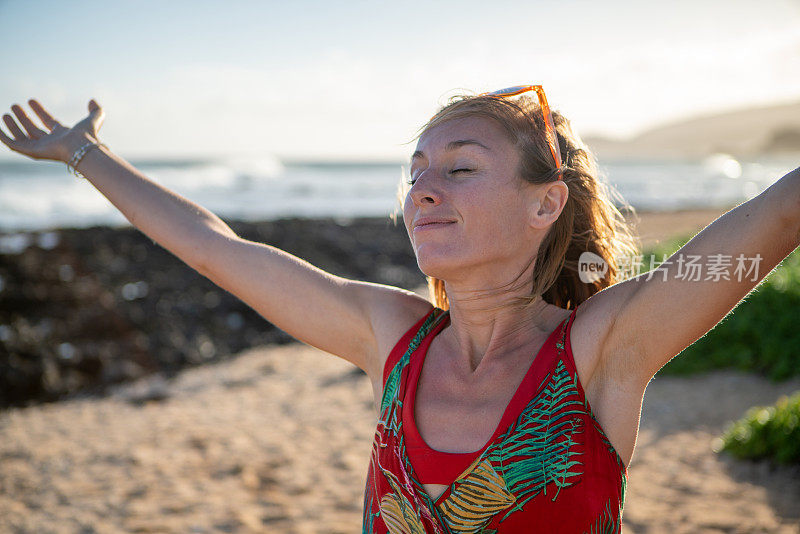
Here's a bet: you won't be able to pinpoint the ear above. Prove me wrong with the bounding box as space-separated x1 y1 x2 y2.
528 181 568 229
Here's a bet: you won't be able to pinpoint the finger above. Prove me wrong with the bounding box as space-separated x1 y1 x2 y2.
11 104 47 139
0 124 19 148
28 99 62 130
88 98 105 129
3 113 26 140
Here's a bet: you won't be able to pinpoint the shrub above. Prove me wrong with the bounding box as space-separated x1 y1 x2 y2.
715 391 800 465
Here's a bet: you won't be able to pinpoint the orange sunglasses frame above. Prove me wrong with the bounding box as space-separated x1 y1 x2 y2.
481 85 563 180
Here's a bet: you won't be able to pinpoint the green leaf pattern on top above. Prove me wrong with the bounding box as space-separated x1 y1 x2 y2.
483 358 586 521
380 309 447 416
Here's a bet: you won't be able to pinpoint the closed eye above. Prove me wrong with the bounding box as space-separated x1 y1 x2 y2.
406 168 474 186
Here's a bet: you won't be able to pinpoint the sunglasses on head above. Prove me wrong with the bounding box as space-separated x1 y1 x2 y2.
481 85 563 181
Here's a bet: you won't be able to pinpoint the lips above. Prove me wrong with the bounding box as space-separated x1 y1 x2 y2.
412 217 457 230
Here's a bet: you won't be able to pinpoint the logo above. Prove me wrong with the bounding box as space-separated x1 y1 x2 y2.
578 251 608 284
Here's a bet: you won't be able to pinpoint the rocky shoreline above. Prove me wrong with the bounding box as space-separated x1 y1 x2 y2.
0 216 426 409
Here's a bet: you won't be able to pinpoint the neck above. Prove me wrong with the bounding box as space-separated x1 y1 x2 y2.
441 280 553 374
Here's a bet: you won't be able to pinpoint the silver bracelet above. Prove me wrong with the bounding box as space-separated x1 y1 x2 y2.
66 140 107 178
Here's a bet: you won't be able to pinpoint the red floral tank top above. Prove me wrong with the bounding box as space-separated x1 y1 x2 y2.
363 305 627 533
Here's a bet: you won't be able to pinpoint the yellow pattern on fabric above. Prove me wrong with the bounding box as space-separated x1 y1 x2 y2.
380 493 426 534
379 471 427 534
439 458 516 533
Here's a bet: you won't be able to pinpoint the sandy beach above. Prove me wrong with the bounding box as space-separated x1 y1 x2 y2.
2 205 800 533
2 343 799 533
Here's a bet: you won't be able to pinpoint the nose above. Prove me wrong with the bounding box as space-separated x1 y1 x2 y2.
408 169 442 206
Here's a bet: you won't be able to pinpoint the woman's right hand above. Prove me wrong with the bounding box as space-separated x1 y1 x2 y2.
0 98 106 163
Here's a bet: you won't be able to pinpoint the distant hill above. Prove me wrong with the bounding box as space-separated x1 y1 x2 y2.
583 99 800 160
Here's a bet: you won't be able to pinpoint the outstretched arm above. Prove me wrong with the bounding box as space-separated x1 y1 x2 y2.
1 99 236 264
594 166 800 387
0 99 429 377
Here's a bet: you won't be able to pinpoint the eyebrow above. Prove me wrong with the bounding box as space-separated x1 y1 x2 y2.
411 139 491 162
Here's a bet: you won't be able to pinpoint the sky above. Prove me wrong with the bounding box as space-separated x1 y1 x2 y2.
1 0 799 161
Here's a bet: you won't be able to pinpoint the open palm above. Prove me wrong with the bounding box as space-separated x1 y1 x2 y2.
0 98 105 163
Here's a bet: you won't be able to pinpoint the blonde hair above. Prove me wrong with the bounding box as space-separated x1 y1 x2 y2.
393 92 641 311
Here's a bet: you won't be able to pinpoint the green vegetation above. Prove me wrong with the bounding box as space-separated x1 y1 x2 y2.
715 392 800 465
634 232 800 381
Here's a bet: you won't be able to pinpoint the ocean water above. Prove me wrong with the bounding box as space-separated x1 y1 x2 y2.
0 153 796 234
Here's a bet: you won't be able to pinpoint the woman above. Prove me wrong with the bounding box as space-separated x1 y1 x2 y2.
1 88 798 533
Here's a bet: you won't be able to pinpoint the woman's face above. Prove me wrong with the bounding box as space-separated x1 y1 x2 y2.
403 115 546 285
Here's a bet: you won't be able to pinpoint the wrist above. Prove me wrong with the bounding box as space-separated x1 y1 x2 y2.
59 131 100 163
63 134 108 179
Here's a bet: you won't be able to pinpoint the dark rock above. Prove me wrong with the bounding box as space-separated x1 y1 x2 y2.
0 216 424 409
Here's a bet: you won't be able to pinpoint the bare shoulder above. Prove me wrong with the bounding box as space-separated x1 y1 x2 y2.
350 281 434 385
